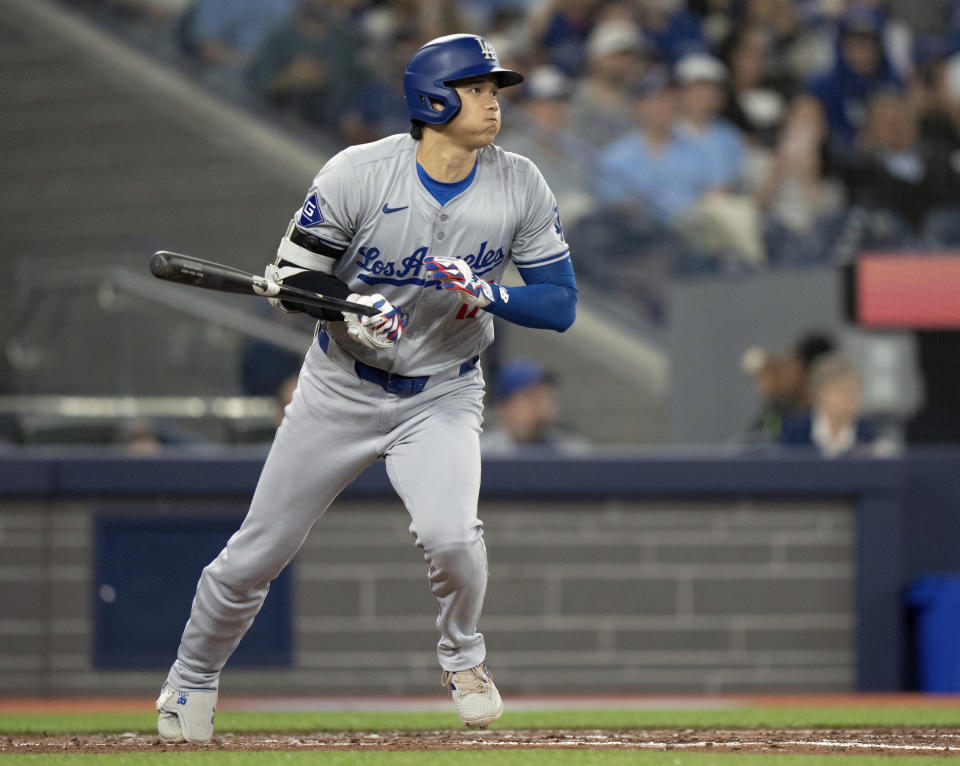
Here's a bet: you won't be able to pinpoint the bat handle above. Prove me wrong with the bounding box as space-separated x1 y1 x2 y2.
251 278 282 298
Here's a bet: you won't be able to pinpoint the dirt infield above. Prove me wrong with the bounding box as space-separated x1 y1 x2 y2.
5 729 960 756
6 696 960 756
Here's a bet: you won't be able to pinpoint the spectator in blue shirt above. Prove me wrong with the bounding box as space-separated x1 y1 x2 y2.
595 69 714 221
178 0 296 65
674 53 746 190
808 7 903 151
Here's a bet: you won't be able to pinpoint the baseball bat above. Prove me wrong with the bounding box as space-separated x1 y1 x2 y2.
148 251 377 316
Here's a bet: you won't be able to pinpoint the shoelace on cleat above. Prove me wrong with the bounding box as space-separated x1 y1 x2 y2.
156 686 175 709
441 665 491 694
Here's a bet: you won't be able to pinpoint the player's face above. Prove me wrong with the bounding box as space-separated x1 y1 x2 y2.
447 76 502 149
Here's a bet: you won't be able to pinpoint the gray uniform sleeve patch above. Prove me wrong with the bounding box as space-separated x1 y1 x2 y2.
294 150 361 248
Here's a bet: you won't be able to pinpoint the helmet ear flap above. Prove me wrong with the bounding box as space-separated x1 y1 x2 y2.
406 79 461 124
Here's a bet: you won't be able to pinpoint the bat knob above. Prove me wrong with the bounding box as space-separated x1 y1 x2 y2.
149 251 173 279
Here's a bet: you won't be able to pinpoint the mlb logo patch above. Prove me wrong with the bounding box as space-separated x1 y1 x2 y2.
298 192 325 227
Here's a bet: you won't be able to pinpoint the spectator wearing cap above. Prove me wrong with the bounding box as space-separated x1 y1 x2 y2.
675 53 746 190
808 7 904 151
519 65 573 132
595 68 714 221
566 19 650 147
671 53 767 263
480 359 589 453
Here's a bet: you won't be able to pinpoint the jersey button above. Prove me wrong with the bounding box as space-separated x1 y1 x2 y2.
437 232 445 240
440 214 449 221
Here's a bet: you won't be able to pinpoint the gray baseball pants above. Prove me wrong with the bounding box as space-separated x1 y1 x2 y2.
166 335 487 691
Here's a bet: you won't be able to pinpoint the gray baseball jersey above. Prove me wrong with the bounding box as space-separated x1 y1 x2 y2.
163 132 570 698
302 133 570 375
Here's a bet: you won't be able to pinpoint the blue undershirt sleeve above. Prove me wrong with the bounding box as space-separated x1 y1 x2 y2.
482 258 577 332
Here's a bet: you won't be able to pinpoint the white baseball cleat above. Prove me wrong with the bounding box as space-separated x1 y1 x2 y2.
156 682 218 743
441 662 503 729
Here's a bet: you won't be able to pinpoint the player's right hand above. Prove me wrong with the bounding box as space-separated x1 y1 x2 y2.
424 256 495 307
344 293 406 349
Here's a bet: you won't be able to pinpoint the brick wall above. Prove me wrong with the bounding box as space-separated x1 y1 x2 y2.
0 496 854 696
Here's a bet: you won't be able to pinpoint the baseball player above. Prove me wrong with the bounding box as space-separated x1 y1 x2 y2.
156 33 577 742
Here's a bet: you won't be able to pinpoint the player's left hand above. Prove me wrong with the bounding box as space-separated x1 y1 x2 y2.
344 293 406 349
424 256 495 308
263 261 305 313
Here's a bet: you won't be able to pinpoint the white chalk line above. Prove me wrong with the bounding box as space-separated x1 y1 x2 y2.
272 736 960 752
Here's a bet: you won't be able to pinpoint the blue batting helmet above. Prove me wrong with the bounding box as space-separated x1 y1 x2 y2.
403 34 524 125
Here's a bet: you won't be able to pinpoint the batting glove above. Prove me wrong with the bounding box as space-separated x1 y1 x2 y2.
345 293 406 349
424 256 496 308
263 261 306 313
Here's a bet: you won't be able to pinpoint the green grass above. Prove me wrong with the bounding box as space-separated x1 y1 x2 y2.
0 753 946 765
3 706 960 735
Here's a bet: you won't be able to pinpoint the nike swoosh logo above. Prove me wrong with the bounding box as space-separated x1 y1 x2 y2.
382 203 409 214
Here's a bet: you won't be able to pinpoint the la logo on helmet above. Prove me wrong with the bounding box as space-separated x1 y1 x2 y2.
476 37 497 61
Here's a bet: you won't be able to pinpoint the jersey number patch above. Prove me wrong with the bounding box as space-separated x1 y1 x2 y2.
455 303 480 320
454 278 496 319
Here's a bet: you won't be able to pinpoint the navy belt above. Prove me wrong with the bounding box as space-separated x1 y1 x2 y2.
317 327 478 396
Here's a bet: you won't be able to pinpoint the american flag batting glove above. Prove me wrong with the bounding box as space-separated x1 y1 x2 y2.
367 297 406 343
345 293 406 349
424 256 495 308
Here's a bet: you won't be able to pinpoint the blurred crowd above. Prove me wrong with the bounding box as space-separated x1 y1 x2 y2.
740 329 898 456
69 0 960 324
